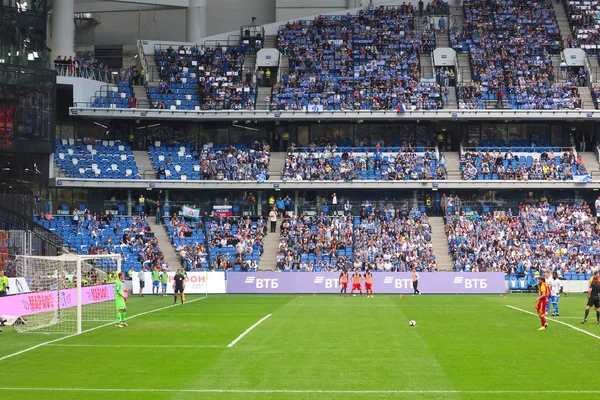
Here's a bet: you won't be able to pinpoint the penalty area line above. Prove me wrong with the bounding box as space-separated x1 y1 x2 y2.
0 297 206 362
3 388 600 394
47 344 225 349
506 305 600 340
227 313 272 347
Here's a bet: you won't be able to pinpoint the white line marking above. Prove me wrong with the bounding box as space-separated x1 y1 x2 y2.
0 297 206 362
227 313 272 348
2 388 600 394
506 305 600 340
47 344 224 349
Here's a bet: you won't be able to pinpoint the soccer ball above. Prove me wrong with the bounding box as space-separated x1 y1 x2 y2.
409 320 417 327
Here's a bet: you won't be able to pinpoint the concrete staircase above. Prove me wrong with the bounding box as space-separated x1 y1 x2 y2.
447 86 458 109
268 152 286 180
436 33 449 48
143 54 159 83
551 55 565 82
443 152 462 180
580 152 600 178
259 223 281 271
264 35 278 49
256 87 272 110
132 85 150 109
244 55 256 75
148 220 182 270
589 56 600 82
420 53 434 79
579 86 594 109
457 54 472 82
133 150 155 179
429 217 453 271
553 1 572 47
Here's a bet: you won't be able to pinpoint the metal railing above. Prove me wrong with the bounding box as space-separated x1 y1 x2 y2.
54 62 134 85
461 146 575 156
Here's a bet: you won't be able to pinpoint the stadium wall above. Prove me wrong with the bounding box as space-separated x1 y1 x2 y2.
57 76 108 105
76 0 425 45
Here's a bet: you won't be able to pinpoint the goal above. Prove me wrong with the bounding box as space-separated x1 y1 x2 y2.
13 254 122 334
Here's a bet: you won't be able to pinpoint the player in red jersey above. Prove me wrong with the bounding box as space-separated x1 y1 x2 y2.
339 269 348 297
350 269 363 297
534 276 550 330
364 270 374 298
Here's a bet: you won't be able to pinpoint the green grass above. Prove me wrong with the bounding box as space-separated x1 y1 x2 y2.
0 293 597 400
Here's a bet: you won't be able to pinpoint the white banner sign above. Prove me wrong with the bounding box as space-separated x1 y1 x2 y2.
306 104 324 112
6 278 31 294
132 271 225 294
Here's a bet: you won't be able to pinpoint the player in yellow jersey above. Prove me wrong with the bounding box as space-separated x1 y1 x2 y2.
115 272 128 327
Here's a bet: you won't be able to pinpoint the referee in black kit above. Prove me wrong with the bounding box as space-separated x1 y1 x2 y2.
173 269 185 305
582 275 600 324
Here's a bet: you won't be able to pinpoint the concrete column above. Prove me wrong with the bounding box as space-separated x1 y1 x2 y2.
51 0 75 59
347 0 358 9
187 0 207 42
294 190 299 215
165 190 170 217
48 190 53 214
127 190 132 216
257 192 262 216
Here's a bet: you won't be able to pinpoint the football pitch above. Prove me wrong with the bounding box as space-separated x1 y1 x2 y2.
1 293 598 400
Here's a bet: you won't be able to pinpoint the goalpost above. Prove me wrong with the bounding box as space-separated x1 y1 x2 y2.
13 254 121 335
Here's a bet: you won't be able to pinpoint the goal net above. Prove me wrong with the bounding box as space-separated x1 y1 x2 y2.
13 254 121 334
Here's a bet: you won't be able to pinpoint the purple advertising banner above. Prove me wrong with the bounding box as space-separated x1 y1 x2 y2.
226 272 506 294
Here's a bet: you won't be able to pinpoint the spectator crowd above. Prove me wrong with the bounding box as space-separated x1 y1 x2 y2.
446 201 600 275
452 0 580 110
150 141 270 181
460 148 588 180
272 6 443 111
283 145 446 181
153 44 256 110
353 203 438 271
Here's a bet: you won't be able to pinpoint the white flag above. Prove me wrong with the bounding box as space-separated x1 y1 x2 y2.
182 205 200 219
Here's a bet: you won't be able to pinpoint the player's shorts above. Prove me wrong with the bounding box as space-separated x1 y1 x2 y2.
0 290 6 297
537 300 548 315
161 283 167 289
341 282 347 289
365 283 373 291
139 280 145 289
174 286 183 294
115 299 126 310
352 283 361 291
153 280 159 287
587 295 600 308
549 295 559 304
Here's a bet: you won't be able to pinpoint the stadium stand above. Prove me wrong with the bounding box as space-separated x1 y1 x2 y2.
353 203 437 271
148 141 270 181
460 146 588 180
277 213 354 271
453 0 581 110
151 44 256 110
283 145 446 181
166 214 209 270
563 0 600 51
91 81 135 109
272 6 444 111
445 201 600 277
54 139 140 179
206 216 265 271
34 214 163 272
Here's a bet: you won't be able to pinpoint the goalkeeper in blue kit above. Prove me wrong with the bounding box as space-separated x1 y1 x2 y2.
115 272 128 327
